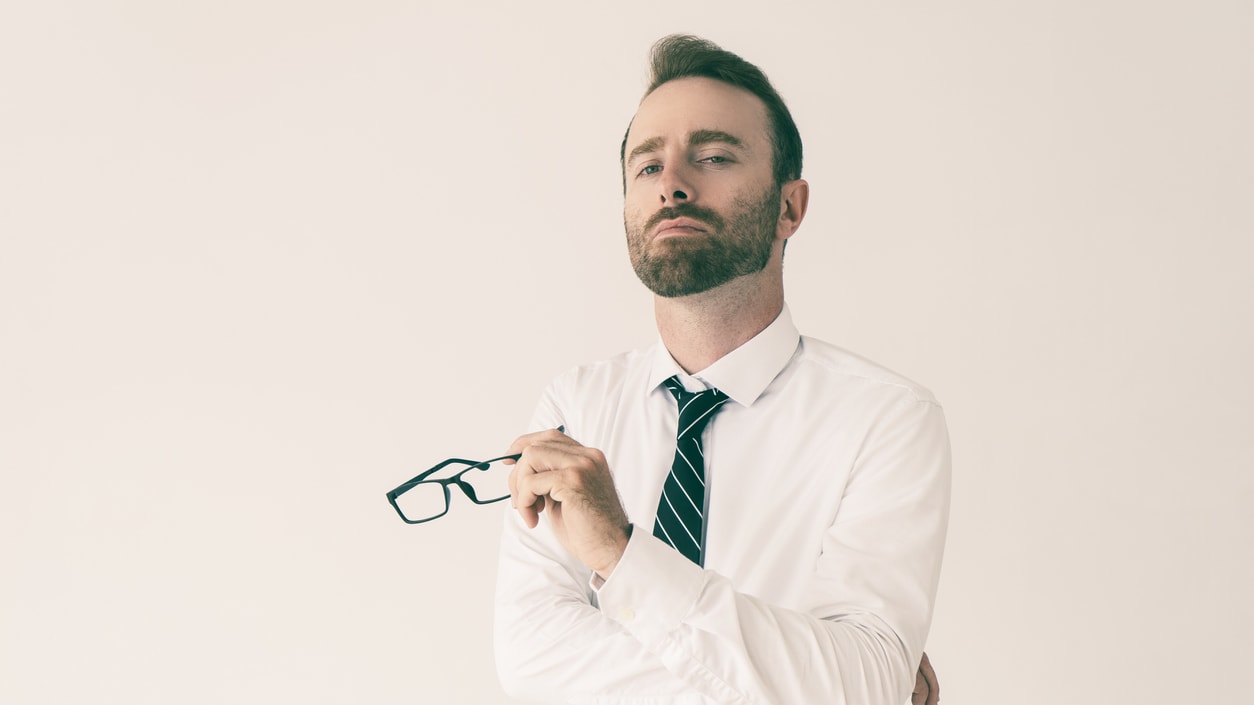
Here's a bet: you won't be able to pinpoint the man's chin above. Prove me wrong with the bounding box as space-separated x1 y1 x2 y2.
630 244 771 298
635 267 735 299
635 272 713 298
650 285 716 299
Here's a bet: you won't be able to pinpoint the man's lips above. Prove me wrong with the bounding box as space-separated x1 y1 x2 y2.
654 217 709 238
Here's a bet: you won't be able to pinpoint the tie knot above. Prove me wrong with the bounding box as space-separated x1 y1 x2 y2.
663 376 729 441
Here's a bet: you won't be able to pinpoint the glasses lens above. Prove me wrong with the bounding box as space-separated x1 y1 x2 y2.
394 482 449 523
457 459 510 503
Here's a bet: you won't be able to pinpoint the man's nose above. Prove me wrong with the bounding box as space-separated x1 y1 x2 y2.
659 164 695 204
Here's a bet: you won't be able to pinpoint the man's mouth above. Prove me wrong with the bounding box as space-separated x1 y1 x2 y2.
654 217 708 239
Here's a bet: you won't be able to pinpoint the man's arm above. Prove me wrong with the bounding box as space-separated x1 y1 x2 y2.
496 397 950 703
494 409 694 700
495 505 698 700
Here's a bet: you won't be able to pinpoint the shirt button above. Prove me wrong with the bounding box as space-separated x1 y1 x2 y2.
618 607 636 623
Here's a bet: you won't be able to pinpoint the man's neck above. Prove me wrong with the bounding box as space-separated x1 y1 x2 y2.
654 268 784 374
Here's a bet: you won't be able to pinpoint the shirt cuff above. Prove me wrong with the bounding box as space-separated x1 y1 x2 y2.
592 524 707 645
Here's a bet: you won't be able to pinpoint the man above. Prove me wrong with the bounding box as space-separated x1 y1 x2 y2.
496 35 949 705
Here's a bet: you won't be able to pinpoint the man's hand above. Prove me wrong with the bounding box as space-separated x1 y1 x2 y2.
507 429 631 577
911 651 939 705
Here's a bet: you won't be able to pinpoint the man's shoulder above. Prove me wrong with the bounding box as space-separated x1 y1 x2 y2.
795 335 940 406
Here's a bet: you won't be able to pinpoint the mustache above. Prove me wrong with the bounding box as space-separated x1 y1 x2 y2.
643 203 725 234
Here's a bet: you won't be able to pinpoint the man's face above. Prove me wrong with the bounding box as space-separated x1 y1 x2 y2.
622 77 781 298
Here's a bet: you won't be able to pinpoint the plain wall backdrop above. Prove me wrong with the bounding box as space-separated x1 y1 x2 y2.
2 2 1251 703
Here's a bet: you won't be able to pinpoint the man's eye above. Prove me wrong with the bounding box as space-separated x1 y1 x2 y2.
700 156 728 164
638 164 662 176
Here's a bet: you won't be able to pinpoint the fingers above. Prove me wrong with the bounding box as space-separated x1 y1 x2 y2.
919 651 939 705
911 668 926 705
514 441 604 505
504 429 574 521
505 427 569 459
507 429 585 527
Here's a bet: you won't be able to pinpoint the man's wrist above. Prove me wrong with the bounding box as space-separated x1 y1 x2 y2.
593 523 633 581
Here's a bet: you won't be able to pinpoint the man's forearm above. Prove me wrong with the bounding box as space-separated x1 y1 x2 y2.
495 513 692 700
496 514 931 705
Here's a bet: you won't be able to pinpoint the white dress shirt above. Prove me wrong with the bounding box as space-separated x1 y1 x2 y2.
495 305 950 705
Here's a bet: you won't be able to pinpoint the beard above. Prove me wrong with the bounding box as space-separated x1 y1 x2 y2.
625 186 780 298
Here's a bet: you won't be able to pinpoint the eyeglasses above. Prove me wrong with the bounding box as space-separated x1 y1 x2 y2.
386 454 520 524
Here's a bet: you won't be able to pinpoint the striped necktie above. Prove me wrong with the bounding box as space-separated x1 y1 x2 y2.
652 375 729 566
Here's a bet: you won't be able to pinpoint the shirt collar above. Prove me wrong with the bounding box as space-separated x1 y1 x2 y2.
647 303 801 407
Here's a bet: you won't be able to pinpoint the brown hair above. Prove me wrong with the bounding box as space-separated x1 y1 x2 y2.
620 34 804 190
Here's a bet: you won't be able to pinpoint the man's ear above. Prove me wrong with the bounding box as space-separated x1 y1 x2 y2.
776 179 810 241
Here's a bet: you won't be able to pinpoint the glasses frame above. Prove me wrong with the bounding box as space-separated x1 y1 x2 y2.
386 453 521 524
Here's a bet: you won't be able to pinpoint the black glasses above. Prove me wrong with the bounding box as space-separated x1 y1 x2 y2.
386 454 520 524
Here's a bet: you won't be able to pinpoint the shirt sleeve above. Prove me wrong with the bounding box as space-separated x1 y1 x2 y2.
495 384 951 705
494 382 699 702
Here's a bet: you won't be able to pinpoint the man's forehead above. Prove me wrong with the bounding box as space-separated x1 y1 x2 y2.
625 77 770 152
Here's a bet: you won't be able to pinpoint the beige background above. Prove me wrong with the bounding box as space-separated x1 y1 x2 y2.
2 2 1251 703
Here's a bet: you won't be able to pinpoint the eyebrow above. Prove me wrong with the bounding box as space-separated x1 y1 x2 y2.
688 129 744 149
626 136 665 167
626 129 747 167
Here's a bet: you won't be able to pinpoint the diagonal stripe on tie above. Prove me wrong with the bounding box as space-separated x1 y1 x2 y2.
666 468 701 511
653 376 729 566
674 446 705 486
658 492 699 547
